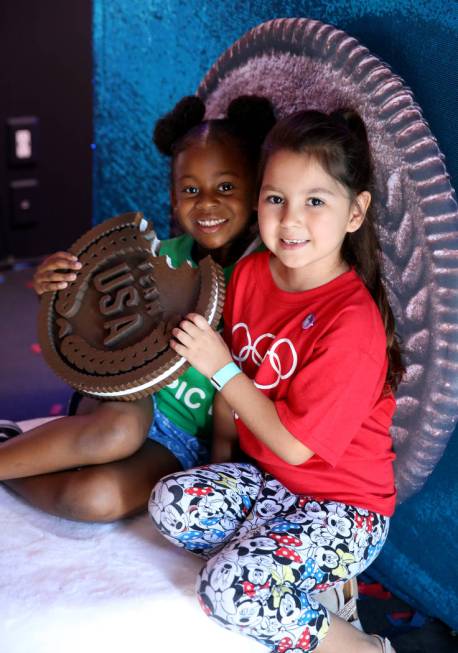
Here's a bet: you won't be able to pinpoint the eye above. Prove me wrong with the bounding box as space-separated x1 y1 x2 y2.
307 197 324 207
218 182 234 192
182 185 199 195
266 194 283 205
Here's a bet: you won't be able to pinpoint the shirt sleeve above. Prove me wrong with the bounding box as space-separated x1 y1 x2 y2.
275 341 388 467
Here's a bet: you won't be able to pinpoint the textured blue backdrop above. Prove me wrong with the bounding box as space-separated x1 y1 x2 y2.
93 0 457 237
93 0 458 628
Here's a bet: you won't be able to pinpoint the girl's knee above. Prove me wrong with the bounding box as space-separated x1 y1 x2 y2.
149 472 188 536
197 565 266 636
54 472 123 522
196 556 240 622
76 404 148 463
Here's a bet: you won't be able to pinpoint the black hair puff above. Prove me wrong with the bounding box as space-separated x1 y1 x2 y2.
153 96 205 156
226 95 276 148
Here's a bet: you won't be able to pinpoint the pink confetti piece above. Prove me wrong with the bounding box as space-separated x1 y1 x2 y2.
49 403 63 416
30 343 42 354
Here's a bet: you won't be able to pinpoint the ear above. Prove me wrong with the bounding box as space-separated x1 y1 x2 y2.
347 191 371 233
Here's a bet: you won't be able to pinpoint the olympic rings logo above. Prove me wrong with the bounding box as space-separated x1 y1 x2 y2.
232 322 298 390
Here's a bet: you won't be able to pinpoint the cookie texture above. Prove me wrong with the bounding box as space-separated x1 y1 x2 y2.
38 212 225 400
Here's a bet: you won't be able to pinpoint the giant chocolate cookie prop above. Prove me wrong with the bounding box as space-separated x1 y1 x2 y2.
197 18 458 503
38 212 225 400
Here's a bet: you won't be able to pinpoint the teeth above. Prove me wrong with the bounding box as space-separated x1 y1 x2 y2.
282 238 307 244
197 218 227 227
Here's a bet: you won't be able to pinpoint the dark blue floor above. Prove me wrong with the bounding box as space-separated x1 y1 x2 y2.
0 264 72 421
358 585 458 652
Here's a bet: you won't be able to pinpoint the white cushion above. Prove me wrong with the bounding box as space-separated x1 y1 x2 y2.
0 418 264 653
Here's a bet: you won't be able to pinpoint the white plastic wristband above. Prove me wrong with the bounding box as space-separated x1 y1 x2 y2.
210 362 242 391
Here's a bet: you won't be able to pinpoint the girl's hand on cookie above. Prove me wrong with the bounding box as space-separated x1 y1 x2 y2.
171 313 232 378
33 251 82 296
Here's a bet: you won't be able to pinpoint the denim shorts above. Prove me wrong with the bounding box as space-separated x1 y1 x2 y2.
147 396 210 470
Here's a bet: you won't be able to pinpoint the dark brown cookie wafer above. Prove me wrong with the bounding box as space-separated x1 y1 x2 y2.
38 212 225 400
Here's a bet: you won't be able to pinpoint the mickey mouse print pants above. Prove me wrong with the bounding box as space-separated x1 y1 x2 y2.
149 462 389 652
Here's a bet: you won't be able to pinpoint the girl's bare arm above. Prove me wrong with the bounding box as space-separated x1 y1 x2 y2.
218 373 313 465
211 392 238 463
171 313 314 466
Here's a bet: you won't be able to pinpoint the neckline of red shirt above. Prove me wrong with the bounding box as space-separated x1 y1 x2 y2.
255 251 358 304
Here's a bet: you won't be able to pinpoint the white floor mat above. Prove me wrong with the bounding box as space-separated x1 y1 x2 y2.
0 419 264 653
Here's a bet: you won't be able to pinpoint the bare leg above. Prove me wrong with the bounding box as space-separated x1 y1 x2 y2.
316 615 395 653
0 397 153 480
4 438 181 522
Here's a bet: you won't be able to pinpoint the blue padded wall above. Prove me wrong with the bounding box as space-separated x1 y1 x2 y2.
370 426 458 629
93 0 458 628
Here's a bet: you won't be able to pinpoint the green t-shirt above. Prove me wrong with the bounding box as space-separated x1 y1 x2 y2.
155 234 239 441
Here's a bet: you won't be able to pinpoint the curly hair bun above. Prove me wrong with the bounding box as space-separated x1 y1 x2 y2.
153 96 206 156
227 95 276 147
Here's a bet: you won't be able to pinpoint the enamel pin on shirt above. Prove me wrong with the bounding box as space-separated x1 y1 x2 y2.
302 313 315 330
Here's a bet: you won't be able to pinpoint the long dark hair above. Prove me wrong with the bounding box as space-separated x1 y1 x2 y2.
259 109 405 390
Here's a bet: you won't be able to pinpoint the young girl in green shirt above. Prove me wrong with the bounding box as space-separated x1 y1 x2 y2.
0 95 275 522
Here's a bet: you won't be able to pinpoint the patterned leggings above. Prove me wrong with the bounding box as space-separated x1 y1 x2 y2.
149 462 389 652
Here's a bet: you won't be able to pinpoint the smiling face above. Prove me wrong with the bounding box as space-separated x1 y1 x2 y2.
171 138 256 264
258 149 370 291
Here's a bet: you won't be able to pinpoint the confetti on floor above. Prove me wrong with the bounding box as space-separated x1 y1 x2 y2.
48 403 64 416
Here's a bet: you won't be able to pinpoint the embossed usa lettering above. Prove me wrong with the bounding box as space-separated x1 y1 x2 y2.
94 263 142 347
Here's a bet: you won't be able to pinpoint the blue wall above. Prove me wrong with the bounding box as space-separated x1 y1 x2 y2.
93 0 457 238
93 0 458 627
370 424 458 629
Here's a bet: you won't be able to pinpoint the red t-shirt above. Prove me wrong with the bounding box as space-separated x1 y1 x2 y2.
224 251 397 516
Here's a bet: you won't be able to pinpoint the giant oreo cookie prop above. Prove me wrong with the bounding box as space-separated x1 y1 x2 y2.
37 212 225 400
197 18 458 503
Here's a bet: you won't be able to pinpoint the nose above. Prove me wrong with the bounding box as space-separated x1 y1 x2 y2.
196 189 218 208
280 204 301 228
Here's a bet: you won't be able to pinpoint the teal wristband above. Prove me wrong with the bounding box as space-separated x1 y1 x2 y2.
210 362 241 391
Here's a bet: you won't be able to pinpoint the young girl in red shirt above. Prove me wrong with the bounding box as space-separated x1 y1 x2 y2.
150 109 404 653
